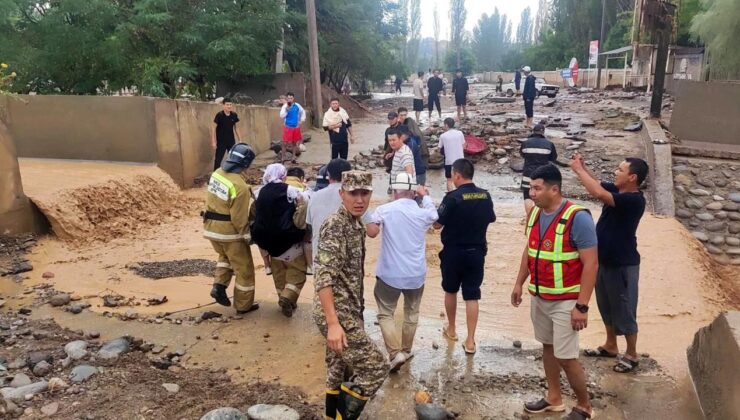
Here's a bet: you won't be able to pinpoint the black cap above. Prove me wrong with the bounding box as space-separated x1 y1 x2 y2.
387 111 398 119
532 124 545 134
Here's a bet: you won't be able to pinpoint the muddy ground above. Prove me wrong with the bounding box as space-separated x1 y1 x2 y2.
1 82 737 419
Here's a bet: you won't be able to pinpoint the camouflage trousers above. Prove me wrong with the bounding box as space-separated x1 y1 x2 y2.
316 314 389 396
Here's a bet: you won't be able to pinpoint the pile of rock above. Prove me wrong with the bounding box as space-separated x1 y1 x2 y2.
672 158 740 264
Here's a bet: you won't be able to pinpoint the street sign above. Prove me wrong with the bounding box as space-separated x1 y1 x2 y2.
560 69 572 78
589 40 599 65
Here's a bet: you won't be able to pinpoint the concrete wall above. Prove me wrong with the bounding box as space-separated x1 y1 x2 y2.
216 73 307 107
671 80 740 145
480 69 629 88
687 311 740 420
2 95 297 188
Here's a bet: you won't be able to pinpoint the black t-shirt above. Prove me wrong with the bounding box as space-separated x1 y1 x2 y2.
427 77 444 96
596 182 646 266
214 111 239 144
452 77 469 96
328 119 352 145
437 183 496 247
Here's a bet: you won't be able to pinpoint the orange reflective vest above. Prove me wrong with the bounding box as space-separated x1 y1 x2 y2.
526 201 588 300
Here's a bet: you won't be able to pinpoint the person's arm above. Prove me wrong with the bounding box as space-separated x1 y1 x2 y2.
347 119 354 143
568 210 599 330
366 207 383 238
298 104 306 123
569 154 615 207
322 111 331 131
293 198 308 230
451 79 457 94
315 222 348 354
230 187 251 237
433 194 455 229
211 122 218 149
511 246 530 307
549 143 558 162
279 104 288 119
417 188 439 224
233 121 242 143
318 288 347 354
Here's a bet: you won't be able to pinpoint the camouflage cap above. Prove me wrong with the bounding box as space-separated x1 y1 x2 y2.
341 170 373 192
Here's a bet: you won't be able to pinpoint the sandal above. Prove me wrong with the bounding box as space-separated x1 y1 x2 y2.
442 325 458 341
523 398 565 414
583 347 618 358
564 407 596 419
613 356 639 373
462 341 476 355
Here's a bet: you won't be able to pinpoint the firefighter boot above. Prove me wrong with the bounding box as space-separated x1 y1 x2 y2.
336 382 369 420
210 284 231 307
325 389 339 420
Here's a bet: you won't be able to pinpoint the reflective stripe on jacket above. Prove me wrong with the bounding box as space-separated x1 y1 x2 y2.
525 201 587 300
520 135 557 188
203 169 252 242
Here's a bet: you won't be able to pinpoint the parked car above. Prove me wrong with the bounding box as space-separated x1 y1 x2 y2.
501 77 559 98
466 75 480 84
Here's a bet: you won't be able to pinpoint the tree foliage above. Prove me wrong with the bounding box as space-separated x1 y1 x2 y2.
516 7 533 46
444 45 476 75
472 10 511 71
407 0 421 70
691 0 740 79
449 0 466 68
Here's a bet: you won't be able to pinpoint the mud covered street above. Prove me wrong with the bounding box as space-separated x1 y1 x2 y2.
0 83 737 419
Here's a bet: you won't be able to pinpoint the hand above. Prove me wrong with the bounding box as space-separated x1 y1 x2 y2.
571 307 588 331
349 135 355 144
415 185 428 197
327 323 348 354
384 152 394 160
568 153 584 171
511 285 523 307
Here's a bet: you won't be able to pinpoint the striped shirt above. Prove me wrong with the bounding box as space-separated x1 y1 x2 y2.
391 145 416 183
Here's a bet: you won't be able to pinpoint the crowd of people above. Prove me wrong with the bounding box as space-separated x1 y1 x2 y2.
204 80 649 420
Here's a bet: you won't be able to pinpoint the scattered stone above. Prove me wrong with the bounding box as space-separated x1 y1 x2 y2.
566 144 581 150
162 383 180 393
689 189 711 197
692 231 709 242
510 160 524 172
32 361 51 377
513 340 522 348
200 407 247 420
86 331 100 339
48 377 68 392
415 390 433 404
10 373 32 388
18 308 32 315
151 345 165 354
67 304 83 314
623 121 642 132
40 402 59 416
147 295 168 305
28 352 52 366
97 337 130 360
675 209 693 218
49 293 71 307
415 404 453 420
7 357 27 370
42 272 55 279
201 311 222 321
64 340 89 360
0 380 48 401
69 365 97 383
696 213 714 221
497 157 509 164
247 404 299 420
493 148 507 156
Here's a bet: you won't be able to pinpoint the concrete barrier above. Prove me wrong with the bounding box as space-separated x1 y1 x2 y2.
671 80 740 146
687 311 740 420
641 119 675 216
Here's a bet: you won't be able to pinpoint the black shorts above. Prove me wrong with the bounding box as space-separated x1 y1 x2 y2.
522 187 531 200
524 99 534 118
440 246 486 300
455 94 467 106
595 265 640 335
444 165 452 179
413 99 424 112
428 94 441 112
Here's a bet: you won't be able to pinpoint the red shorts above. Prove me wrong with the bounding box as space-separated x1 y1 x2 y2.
283 127 303 143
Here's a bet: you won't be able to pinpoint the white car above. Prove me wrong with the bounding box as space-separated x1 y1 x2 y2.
466 76 480 84
501 77 559 98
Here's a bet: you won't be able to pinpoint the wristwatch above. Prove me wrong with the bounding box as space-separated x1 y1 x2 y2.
575 303 589 313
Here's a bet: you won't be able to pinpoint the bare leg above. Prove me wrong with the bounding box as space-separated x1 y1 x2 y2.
542 344 564 405
462 105 467 119
558 358 592 413
444 292 457 338
625 333 638 360
602 325 619 354
456 106 462 120
464 299 478 349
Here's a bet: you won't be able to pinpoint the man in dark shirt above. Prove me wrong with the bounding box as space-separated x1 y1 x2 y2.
434 158 496 354
211 98 242 171
427 69 444 122
451 70 469 121
570 153 648 373
520 124 558 215
522 66 536 127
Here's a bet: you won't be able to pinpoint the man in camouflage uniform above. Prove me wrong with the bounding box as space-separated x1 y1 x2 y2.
314 171 389 420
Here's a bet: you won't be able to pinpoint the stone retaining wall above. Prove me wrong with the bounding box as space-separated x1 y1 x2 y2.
672 157 740 264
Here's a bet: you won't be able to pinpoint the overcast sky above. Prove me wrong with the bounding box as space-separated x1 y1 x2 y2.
420 0 541 40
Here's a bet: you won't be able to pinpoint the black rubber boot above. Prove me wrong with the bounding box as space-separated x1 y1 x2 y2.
336 382 369 420
278 296 294 318
325 390 339 420
210 284 231 307
236 303 260 314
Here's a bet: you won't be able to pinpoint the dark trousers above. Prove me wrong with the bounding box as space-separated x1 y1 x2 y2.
524 99 534 118
214 141 234 171
428 94 441 112
331 143 349 160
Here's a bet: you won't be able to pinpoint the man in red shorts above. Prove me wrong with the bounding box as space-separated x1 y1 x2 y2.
279 92 306 163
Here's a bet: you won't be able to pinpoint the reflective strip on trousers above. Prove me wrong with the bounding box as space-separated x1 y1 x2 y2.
216 262 232 269
284 283 301 293
203 231 249 241
234 284 255 292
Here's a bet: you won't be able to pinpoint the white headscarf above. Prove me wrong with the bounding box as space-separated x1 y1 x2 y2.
263 163 287 185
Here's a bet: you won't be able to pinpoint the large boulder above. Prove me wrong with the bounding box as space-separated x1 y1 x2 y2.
200 407 247 420
246 404 299 420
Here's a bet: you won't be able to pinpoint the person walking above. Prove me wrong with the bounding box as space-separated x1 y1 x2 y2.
203 143 259 314
497 74 504 93
250 164 308 318
366 174 438 372
210 98 242 171
570 154 648 374
510 164 598 420
279 92 306 163
427 69 444 122
394 76 403 94
522 66 536 127
412 71 425 123
434 159 496 355
398 107 429 179
322 98 354 160
314 171 389 420
451 70 469 120
438 118 466 192
521 124 558 216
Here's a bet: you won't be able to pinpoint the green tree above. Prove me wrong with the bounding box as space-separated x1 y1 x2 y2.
472 9 511 71
449 0 466 68
407 0 421 70
516 6 533 45
444 45 476 75
691 0 740 79
677 0 703 45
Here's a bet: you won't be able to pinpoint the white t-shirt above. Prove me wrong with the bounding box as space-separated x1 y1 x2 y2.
370 196 439 289
439 129 466 165
391 145 415 182
412 78 424 100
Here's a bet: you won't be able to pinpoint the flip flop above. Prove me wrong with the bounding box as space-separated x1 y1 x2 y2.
442 325 458 341
583 347 618 358
613 356 639 373
564 407 596 419
462 341 476 355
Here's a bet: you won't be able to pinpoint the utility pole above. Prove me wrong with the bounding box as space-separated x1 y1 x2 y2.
306 0 322 127
596 0 606 89
275 0 285 73
648 0 676 118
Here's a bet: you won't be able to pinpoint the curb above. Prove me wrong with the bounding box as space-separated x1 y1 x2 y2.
640 119 675 217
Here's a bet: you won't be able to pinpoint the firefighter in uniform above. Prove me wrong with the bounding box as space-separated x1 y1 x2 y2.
520 124 558 216
314 171 389 420
203 143 259 314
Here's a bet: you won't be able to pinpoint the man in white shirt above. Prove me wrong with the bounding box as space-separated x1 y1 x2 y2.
366 173 438 372
412 71 425 123
304 159 353 269
439 117 466 191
